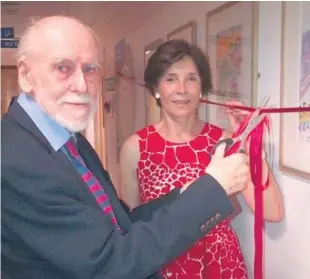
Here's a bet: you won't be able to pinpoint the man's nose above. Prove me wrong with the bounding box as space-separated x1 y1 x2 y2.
70 68 87 93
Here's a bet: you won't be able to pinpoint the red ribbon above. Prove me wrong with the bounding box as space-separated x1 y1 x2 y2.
200 99 310 113
201 98 310 279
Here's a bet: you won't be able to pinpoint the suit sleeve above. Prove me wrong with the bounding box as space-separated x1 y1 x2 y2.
128 188 180 222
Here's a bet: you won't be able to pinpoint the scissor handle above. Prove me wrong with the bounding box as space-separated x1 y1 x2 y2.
210 138 233 156
209 138 245 158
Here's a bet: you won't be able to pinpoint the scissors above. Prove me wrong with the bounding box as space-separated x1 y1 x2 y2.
210 97 271 157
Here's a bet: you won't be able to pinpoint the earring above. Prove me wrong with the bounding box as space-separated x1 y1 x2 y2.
199 92 202 98
155 92 160 99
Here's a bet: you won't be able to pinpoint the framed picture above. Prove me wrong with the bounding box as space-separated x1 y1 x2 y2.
206 1 258 130
144 38 163 126
279 2 310 180
167 20 197 45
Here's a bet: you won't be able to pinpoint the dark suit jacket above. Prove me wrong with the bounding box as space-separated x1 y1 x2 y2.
1 100 234 279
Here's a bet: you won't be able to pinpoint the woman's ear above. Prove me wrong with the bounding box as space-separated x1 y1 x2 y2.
17 56 33 93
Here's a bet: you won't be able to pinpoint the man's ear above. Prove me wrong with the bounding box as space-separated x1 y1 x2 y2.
17 56 33 93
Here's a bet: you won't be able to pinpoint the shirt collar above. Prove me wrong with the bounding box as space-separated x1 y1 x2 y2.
17 93 72 151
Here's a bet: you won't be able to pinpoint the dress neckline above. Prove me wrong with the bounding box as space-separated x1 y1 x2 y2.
150 123 208 145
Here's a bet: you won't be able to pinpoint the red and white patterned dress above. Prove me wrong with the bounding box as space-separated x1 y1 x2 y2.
136 123 248 279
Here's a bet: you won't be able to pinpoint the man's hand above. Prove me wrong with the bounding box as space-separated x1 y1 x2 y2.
206 142 249 196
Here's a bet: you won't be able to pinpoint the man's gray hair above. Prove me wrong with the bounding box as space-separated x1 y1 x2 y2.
16 15 103 65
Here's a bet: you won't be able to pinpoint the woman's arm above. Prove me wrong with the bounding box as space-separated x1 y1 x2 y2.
222 130 284 222
119 134 141 209
119 135 186 222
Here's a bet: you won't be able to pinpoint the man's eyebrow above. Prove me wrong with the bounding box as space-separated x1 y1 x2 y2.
50 58 102 68
51 58 74 64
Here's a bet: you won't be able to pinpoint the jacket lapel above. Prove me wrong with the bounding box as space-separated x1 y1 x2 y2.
7 100 101 209
8 100 132 231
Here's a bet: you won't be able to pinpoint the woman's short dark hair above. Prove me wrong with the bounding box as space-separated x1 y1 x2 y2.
144 39 212 106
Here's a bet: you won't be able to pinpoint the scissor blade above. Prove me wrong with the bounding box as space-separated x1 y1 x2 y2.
240 109 260 136
241 113 267 140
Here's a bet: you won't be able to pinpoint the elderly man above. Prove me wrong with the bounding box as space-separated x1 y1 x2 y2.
1 16 249 279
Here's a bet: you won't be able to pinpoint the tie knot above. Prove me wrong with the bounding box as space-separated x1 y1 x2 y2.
65 137 79 158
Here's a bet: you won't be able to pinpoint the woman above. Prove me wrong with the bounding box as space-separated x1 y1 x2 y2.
119 39 284 279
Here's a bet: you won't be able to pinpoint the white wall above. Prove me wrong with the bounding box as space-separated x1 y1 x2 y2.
232 2 310 279
102 2 310 279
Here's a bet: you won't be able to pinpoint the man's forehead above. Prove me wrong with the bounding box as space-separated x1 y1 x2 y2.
37 19 96 46
24 16 101 65
37 36 99 64
38 16 85 33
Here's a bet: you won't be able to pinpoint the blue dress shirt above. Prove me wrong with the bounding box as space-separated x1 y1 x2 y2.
17 93 71 151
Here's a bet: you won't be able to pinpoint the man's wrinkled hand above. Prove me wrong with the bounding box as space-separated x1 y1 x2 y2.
206 142 249 196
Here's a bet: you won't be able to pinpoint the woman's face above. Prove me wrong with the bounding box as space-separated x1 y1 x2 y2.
157 56 201 118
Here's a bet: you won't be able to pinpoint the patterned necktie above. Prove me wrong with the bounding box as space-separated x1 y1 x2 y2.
63 138 120 230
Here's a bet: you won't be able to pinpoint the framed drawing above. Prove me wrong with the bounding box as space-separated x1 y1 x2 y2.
144 38 163 126
279 2 310 180
167 20 197 45
206 1 258 130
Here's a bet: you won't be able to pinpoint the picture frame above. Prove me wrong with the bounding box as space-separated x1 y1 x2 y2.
144 38 163 126
167 20 197 45
205 1 258 130
279 1 310 180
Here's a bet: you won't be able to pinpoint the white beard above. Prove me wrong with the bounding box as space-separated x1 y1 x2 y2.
36 94 98 132
54 110 93 132
53 93 98 132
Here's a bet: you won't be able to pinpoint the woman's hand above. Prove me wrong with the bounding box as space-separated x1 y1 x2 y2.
225 100 266 158
225 100 250 133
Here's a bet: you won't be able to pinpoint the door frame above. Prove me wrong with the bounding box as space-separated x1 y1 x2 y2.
1 65 19 116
